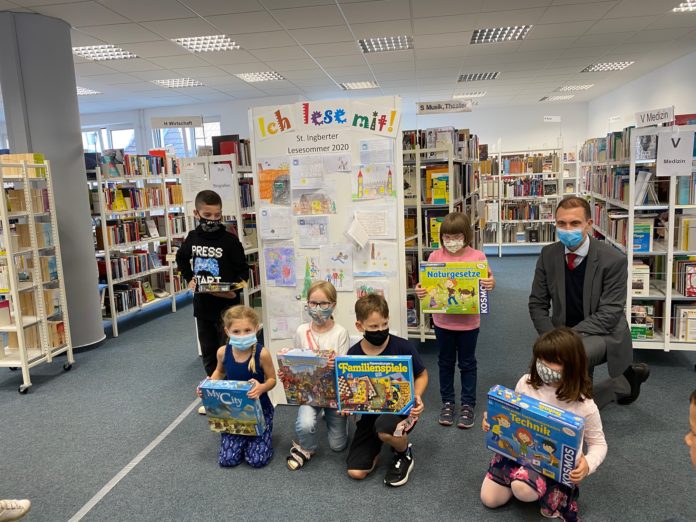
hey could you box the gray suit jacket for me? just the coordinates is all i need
[528,237,633,378]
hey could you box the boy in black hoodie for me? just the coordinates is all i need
[176,190,249,377]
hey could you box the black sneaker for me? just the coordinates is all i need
[384,444,414,487]
[438,402,455,426]
[457,404,475,429]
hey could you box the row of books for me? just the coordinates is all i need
[99,149,181,178]
[402,128,481,161]
[674,257,696,297]
[501,202,553,221]
[675,215,696,251]
[96,250,161,282]
[501,178,557,198]
[630,300,696,343]
[585,167,629,203]
[167,183,184,206]
[476,158,499,175]
[98,186,166,212]
[500,153,559,174]
[239,178,254,209]
[483,222,556,243]
[211,135,253,167]
[0,153,47,177]
[248,260,260,289]
[102,272,184,315]
[5,188,50,214]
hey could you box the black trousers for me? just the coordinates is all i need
[196,317,227,377]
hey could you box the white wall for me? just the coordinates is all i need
[588,51,696,137]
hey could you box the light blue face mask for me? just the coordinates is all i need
[557,228,585,248]
[307,306,334,325]
[228,333,257,351]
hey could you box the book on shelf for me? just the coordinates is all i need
[0,153,47,177]
[479,144,488,161]
[675,214,696,251]
[635,135,657,161]
[100,149,125,178]
[47,320,66,347]
[0,300,10,327]
[425,166,449,204]
[404,215,416,246]
[403,166,417,200]
[630,304,655,340]
[145,218,160,238]
[141,281,156,302]
[44,288,61,316]
[40,256,58,282]
[674,256,696,297]
[674,304,696,341]
[633,219,654,253]
[631,262,650,297]
[424,209,448,248]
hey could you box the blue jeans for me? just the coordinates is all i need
[295,405,348,453]
[434,326,479,407]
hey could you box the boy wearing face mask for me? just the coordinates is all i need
[176,190,249,384]
[346,294,428,487]
[415,212,495,429]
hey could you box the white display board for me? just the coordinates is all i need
[248,97,406,404]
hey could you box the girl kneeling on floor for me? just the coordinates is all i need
[481,327,607,521]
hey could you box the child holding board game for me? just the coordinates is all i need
[415,212,495,428]
[198,305,276,468]
[282,281,350,470]
[480,327,607,520]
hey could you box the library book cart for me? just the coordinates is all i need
[0,156,74,393]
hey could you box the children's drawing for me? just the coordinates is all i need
[354,279,389,301]
[353,240,398,277]
[291,187,337,215]
[296,216,329,247]
[319,244,353,291]
[295,252,322,300]
[290,155,324,189]
[323,153,351,173]
[351,163,395,201]
[258,156,290,205]
[264,245,295,287]
[268,292,302,339]
[359,138,394,165]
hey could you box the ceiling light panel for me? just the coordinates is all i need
[470,26,532,44]
[453,92,486,98]
[76,86,101,96]
[72,45,137,61]
[235,71,285,82]
[556,84,594,92]
[340,81,379,90]
[539,95,575,102]
[458,72,499,82]
[358,36,413,53]
[152,78,204,88]
[581,61,634,72]
[172,35,240,52]
[673,1,696,12]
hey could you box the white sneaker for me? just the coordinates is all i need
[0,499,31,522]
[198,405,206,415]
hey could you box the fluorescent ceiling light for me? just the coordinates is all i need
[72,45,137,61]
[581,61,634,72]
[471,25,532,44]
[458,72,499,82]
[172,35,239,52]
[235,71,285,82]
[539,95,575,102]
[152,78,204,88]
[673,1,696,12]
[358,36,413,53]
[453,91,486,98]
[76,86,101,96]
[340,81,379,90]
[556,84,594,92]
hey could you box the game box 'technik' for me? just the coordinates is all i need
[486,385,585,487]
[199,379,266,436]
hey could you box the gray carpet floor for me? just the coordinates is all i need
[1,256,695,522]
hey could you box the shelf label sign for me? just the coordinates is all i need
[416,100,472,114]
[656,130,694,177]
[543,115,561,123]
[150,116,203,128]
[635,106,673,128]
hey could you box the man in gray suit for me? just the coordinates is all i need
[529,196,649,408]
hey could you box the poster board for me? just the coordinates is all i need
[249,97,406,405]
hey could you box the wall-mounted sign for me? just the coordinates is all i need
[543,115,561,123]
[416,100,472,115]
[635,106,674,128]
[150,116,203,128]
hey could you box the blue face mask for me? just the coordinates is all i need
[228,333,257,351]
[307,306,334,325]
[557,228,585,248]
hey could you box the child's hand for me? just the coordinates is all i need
[188,280,197,291]
[414,283,427,300]
[328,352,336,370]
[480,277,495,291]
[196,386,203,399]
[410,395,424,418]
[338,409,352,416]
[276,368,284,381]
[247,378,262,399]
[482,411,490,432]
[569,454,589,484]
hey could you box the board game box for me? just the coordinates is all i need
[486,385,585,487]
[277,348,337,408]
[199,379,266,436]
[419,261,490,315]
[334,355,414,415]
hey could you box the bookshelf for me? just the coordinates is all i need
[92,151,187,337]
[479,144,563,257]
[0,155,75,393]
[402,142,470,341]
[582,125,696,355]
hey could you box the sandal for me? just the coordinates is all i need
[286,442,312,470]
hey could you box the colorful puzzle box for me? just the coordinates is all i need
[419,261,490,315]
[199,379,266,436]
[486,385,585,487]
[277,348,337,408]
[335,355,414,415]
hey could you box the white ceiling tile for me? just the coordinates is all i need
[516,36,577,52]
[201,75,249,86]
[626,28,693,44]
[412,0,483,18]
[291,78,337,87]
[128,70,179,81]
[373,71,416,80]
[340,0,410,23]
[87,73,141,85]
[413,15,477,35]
[648,13,696,30]
[281,68,329,80]
[148,54,209,68]
[70,28,105,46]
[124,41,190,58]
[315,54,365,66]
[141,17,219,38]
[290,25,354,45]
[525,20,595,39]
[585,15,655,34]
[415,46,471,59]
[481,0,552,11]
[261,0,334,7]
[31,1,129,27]
[538,2,615,24]
[605,0,674,18]
[304,42,361,57]
[80,23,162,44]
[364,49,413,63]
[101,58,164,72]
[170,66,230,78]
[212,11,282,34]
[178,0,264,16]
[349,19,412,39]
[475,8,547,27]
[98,0,194,22]
[372,61,416,72]
[211,62,268,74]
[413,33,471,48]
[271,5,343,29]
[251,45,308,61]
[263,58,318,71]
[238,31,297,49]
[189,50,261,65]
[74,62,118,76]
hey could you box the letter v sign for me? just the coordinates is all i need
[671,137,681,148]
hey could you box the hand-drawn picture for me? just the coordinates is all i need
[292,187,337,215]
[258,156,291,205]
[352,163,395,200]
[264,245,295,287]
[320,244,353,291]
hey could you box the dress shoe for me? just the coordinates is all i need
[617,363,650,405]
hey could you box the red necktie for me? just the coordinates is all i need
[566,253,578,270]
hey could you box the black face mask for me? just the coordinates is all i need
[199,217,223,233]
[363,328,389,346]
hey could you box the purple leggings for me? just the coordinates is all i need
[218,406,274,468]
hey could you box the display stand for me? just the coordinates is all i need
[0,157,74,393]
[249,97,406,404]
